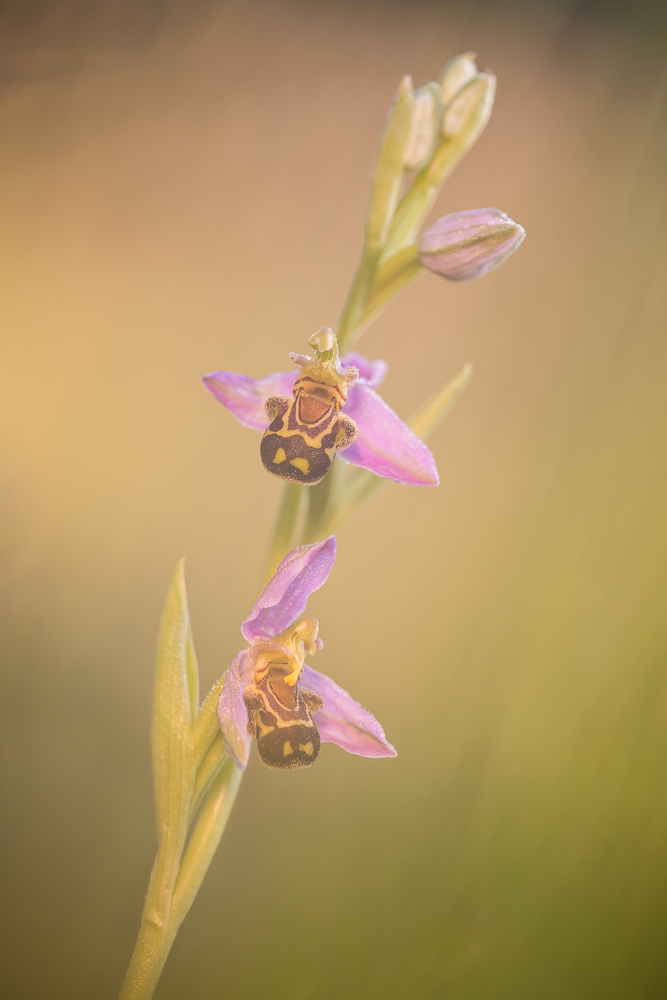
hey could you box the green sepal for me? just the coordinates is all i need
[152,559,196,849]
[190,733,228,822]
[193,673,227,770]
[362,243,422,328]
[366,75,415,249]
[382,74,496,258]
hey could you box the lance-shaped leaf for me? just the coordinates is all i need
[152,560,196,856]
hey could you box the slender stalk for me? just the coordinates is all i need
[337,245,382,352]
[383,132,473,259]
[265,483,304,579]
[118,848,179,1000]
[362,244,422,329]
[302,457,344,543]
[119,761,241,1000]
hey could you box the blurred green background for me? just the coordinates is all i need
[1,1,666,997]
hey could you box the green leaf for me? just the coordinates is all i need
[409,362,472,439]
[186,624,199,726]
[152,559,196,849]
[193,673,227,770]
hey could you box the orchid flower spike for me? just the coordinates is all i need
[217,536,397,770]
[202,327,439,487]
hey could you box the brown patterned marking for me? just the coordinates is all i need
[244,677,322,770]
[260,431,334,485]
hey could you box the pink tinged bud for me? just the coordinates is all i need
[418,208,526,282]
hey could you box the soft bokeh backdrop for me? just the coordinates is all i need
[1,1,666,997]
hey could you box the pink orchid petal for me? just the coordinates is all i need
[342,382,439,485]
[201,369,297,431]
[301,665,397,758]
[241,537,337,644]
[216,650,254,769]
[341,352,388,389]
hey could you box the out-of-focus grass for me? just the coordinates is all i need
[0,1,666,998]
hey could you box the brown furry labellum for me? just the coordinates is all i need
[260,327,358,485]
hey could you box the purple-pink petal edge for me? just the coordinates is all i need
[342,382,439,486]
[217,650,254,769]
[302,665,397,758]
[241,537,337,644]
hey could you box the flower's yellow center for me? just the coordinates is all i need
[252,617,320,690]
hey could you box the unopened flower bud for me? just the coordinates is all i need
[442,71,496,142]
[404,82,441,172]
[439,51,478,105]
[418,208,526,281]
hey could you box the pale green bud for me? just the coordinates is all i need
[404,82,441,172]
[442,71,496,142]
[439,51,478,105]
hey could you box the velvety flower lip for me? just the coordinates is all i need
[202,349,438,486]
[216,537,397,769]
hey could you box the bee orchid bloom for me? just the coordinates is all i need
[202,327,438,487]
[217,536,397,770]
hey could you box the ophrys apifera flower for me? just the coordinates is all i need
[217,535,396,770]
[202,327,438,487]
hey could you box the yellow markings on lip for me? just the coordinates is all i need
[283,741,294,757]
[256,716,276,739]
[299,742,314,756]
[289,457,310,475]
[273,447,287,464]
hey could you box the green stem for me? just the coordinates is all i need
[362,244,422,328]
[265,483,304,580]
[119,760,241,1000]
[118,847,180,1000]
[337,244,382,352]
[302,457,345,543]
[383,132,473,259]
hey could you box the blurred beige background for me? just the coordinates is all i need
[1,1,666,997]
